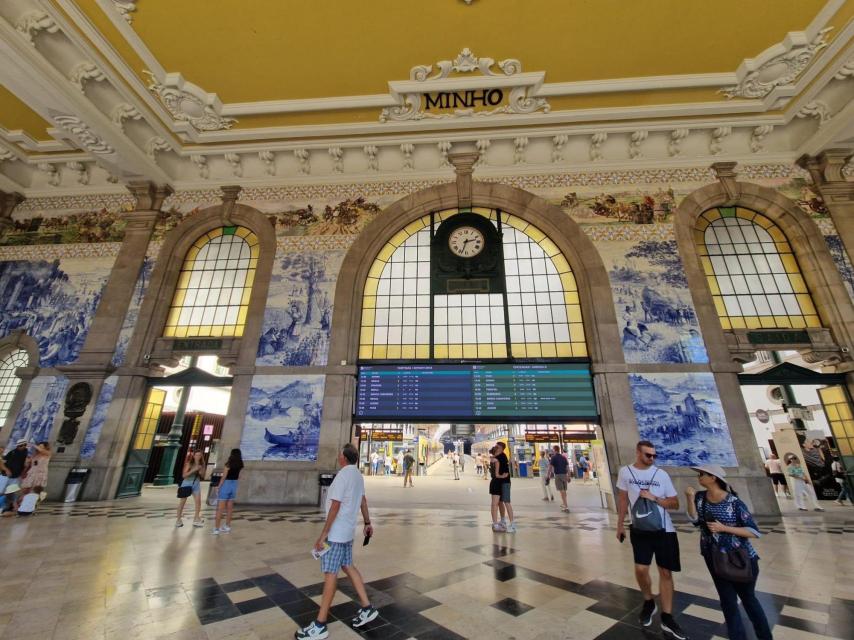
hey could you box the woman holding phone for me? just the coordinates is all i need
[685,464,772,640]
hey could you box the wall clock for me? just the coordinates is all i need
[448,226,485,258]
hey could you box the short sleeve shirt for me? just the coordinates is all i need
[765,459,782,474]
[4,449,27,477]
[550,453,569,475]
[325,464,365,543]
[616,465,677,533]
[496,453,510,484]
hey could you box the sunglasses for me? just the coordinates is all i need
[642,452,657,459]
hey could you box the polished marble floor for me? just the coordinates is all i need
[1,471,853,640]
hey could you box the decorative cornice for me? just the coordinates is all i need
[259,150,276,176]
[380,48,550,122]
[835,58,854,80]
[108,1,138,24]
[589,133,607,161]
[37,162,60,186]
[709,126,732,155]
[66,161,89,185]
[51,113,116,156]
[797,100,832,126]
[750,125,774,153]
[668,129,690,157]
[551,134,568,163]
[143,70,237,132]
[190,154,209,179]
[111,103,143,129]
[720,28,832,99]
[628,131,647,159]
[69,61,106,92]
[144,136,170,158]
[15,10,59,45]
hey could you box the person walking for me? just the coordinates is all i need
[538,449,554,502]
[685,464,772,640]
[452,451,460,480]
[370,450,379,476]
[549,445,571,512]
[0,439,29,512]
[832,456,849,505]
[403,449,415,487]
[295,444,378,639]
[492,441,515,532]
[176,450,206,528]
[488,446,507,530]
[384,453,392,476]
[476,453,484,477]
[18,442,50,507]
[213,448,243,535]
[764,454,789,499]
[785,454,824,512]
[616,441,687,640]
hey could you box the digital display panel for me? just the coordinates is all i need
[355,363,597,422]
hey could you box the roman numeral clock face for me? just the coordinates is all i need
[447,226,485,258]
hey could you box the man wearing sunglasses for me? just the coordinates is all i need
[616,441,687,640]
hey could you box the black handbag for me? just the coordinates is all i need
[177,485,193,499]
[702,496,754,583]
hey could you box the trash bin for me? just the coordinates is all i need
[518,461,528,478]
[63,468,90,503]
[207,471,223,507]
[318,473,335,507]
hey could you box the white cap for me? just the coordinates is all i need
[690,464,727,482]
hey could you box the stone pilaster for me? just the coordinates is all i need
[798,149,854,264]
[448,152,479,209]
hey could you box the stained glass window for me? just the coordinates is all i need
[0,349,28,426]
[696,207,821,330]
[819,386,854,461]
[359,208,587,360]
[163,226,259,338]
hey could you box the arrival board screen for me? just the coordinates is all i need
[355,363,597,422]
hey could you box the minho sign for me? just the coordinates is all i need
[381,48,549,122]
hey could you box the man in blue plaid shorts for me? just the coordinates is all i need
[295,444,378,639]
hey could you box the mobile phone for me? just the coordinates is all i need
[363,532,372,546]
[703,513,717,523]
[618,532,626,543]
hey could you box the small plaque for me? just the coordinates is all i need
[447,278,490,293]
[172,338,223,351]
[746,330,809,345]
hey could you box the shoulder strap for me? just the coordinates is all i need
[626,465,638,483]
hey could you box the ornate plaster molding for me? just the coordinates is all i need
[0,149,16,163]
[111,103,142,129]
[668,129,689,157]
[144,136,171,159]
[709,126,732,155]
[438,141,452,167]
[37,163,60,186]
[835,58,854,80]
[551,134,568,163]
[628,131,647,159]
[589,133,607,161]
[720,28,832,99]
[15,10,59,45]
[51,113,116,156]
[328,147,343,174]
[294,148,310,175]
[108,1,138,24]
[363,145,379,172]
[380,48,550,122]
[190,154,209,179]
[224,153,242,177]
[475,139,490,167]
[750,125,774,153]
[797,100,832,126]
[66,161,89,185]
[401,143,415,170]
[69,62,106,92]
[513,137,528,165]
[259,151,276,176]
[143,71,237,132]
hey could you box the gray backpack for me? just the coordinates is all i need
[627,467,665,532]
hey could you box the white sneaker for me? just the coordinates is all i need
[505,523,517,533]
[220,525,231,533]
[211,528,220,535]
[294,621,329,639]
[175,519,183,528]
[192,519,204,528]
[491,522,506,532]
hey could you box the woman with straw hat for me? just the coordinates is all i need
[685,464,772,640]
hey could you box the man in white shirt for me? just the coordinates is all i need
[296,444,378,639]
[616,441,687,640]
[370,450,379,476]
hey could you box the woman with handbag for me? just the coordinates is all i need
[176,450,206,528]
[685,464,772,640]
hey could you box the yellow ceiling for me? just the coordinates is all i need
[118,0,829,104]
[0,85,52,141]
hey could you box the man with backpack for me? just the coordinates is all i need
[616,441,688,640]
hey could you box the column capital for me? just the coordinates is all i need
[448,152,479,209]
[126,181,174,211]
[797,149,853,185]
[220,185,242,224]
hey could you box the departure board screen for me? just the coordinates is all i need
[355,364,597,422]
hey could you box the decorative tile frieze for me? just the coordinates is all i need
[0,242,122,260]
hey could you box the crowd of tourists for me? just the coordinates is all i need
[0,439,51,516]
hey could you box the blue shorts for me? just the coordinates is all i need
[180,478,200,495]
[218,479,238,501]
[320,541,353,574]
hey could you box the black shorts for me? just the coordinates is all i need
[489,479,502,496]
[770,473,786,486]
[629,530,681,572]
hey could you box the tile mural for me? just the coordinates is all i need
[0,208,128,246]
[629,372,737,467]
[0,258,112,367]
[239,375,324,461]
[599,237,708,364]
[5,376,68,451]
[112,257,155,367]
[256,248,345,366]
[80,376,117,459]
[824,235,854,302]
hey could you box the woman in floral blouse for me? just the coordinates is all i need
[685,464,772,640]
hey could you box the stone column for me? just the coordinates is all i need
[50,182,172,496]
[798,150,854,263]
[0,190,24,234]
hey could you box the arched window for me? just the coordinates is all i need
[0,349,28,426]
[695,206,821,330]
[359,208,586,360]
[163,226,259,338]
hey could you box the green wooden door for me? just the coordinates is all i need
[116,388,167,498]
